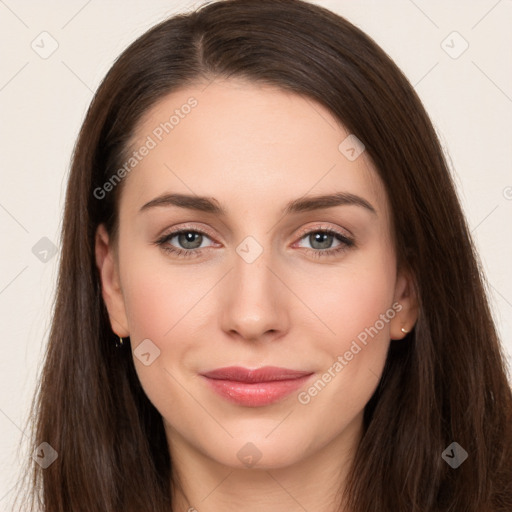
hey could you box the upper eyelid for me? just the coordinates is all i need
[162,224,217,243]
[294,223,352,239]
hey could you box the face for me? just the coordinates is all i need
[95,78,417,471]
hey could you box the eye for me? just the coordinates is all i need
[155,227,216,259]
[294,226,355,258]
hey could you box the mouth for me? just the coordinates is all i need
[200,366,314,407]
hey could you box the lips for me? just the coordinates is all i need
[200,366,314,407]
[201,365,312,382]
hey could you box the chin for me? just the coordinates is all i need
[205,434,309,470]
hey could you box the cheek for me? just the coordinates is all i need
[120,254,220,367]
[300,247,396,349]
[123,276,174,341]
[121,264,206,417]
[122,259,202,342]
[294,248,397,411]
[333,268,394,340]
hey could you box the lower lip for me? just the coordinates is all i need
[201,374,314,407]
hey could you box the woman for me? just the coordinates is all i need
[17,0,512,511]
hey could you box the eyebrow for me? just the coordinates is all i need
[139,191,377,216]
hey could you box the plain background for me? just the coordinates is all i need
[1,0,511,507]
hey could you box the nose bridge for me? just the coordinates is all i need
[219,233,288,341]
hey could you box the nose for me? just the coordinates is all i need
[219,243,290,343]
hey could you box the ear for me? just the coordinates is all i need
[94,223,130,337]
[389,267,418,340]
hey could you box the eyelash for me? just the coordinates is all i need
[155,225,355,259]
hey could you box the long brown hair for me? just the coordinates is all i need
[16,0,512,510]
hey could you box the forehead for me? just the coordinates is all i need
[120,78,388,220]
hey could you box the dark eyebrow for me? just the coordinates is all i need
[283,192,376,216]
[139,193,225,215]
[139,192,377,216]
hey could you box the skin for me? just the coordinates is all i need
[95,78,418,512]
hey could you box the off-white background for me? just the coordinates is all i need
[1,0,511,508]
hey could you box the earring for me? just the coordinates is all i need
[401,327,409,334]
[115,336,124,348]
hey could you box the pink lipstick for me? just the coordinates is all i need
[200,366,314,407]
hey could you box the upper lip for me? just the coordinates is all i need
[201,366,313,383]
